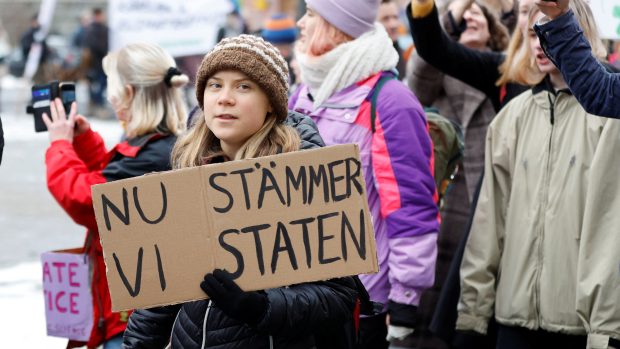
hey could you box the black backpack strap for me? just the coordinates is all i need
[370,73,397,133]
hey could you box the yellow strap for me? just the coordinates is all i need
[410,0,435,18]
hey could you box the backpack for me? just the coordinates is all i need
[370,74,464,208]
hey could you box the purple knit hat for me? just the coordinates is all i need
[305,0,380,38]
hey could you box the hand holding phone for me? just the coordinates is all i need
[30,81,76,132]
[41,98,79,143]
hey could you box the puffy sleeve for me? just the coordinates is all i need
[123,305,182,349]
[73,129,109,171]
[576,120,620,349]
[535,10,620,118]
[46,139,107,232]
[255,278,358,339]
[372,80,440,306]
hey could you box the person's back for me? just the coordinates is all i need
[290,1,440,347]
[84,8,109,107]
[85,18,108,72]
[43,42,188,348]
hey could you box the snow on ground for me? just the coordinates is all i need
[0,262,68,348]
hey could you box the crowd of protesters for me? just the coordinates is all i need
[32,0,620,348]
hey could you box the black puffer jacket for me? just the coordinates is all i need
[124,278,359,349]
[123,112,361,349]
[285,110,324,151]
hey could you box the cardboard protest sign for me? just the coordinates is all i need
[41,249,93,341]
[92,144,378,311]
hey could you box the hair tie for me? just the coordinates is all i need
[164,67,182,87]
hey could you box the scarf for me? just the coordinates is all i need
[296,23,399,108]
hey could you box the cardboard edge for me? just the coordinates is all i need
[121,265,379,311]
[202,144,355,172]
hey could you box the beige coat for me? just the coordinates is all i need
[456,83,620,348]
[576,120,620,349]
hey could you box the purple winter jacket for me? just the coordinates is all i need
[289,72,439,307]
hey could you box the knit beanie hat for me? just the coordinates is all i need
[196,35,289,122]
[305,0,380,38]
[261,14,297,44]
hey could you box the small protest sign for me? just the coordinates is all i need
[41,249,93,341]
[92,144,378,311]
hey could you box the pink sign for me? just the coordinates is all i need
[41,249,93,341]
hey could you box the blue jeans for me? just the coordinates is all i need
[103,334,123,349]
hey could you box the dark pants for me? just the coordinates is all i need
[89,69,107,106]
[496,325,587,349]
[356,312,389,349]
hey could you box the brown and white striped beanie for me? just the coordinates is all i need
[195,34,290,122]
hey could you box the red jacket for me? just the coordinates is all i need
[45,129,177,348]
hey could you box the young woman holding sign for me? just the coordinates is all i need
[122,35,361,349]
[43,42,188,349]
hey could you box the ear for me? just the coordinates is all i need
[124,84,135,104]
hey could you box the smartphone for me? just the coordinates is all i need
[59,82,76,115]
[30,82,76,132]
[31,84,52,132]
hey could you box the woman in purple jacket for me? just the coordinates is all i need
[289,1,440,348]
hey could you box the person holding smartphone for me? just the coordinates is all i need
[42,42,188,349]
[31,82,76,132]
[534,0,620,118]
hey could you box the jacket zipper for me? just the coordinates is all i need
[535,93,557,327]
[166,311,181,349]
[201,300,212,349]
[197,301,274,348]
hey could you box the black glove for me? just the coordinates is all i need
[200,269,268,326]
[387,300,417,328]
